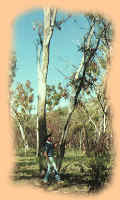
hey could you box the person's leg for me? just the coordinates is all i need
[49,157,57,171]
[49,157,61,182]
[43,161,51,183]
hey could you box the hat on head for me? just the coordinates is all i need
[47,133,52,138]
[44,133,52,141]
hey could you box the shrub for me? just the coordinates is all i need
[83,151,113,192]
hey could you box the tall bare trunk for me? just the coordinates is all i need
[37,8,56,173]
[37,45,49,173]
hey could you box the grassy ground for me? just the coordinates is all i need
[11,148,111,194]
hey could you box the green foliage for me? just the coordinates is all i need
[46,107,68,141]
[68,14,112,103]
[12,80,34,117]
[9,51,17,87]
[10,81,35,148]
[46,83,68,111]
[83,152,113,192]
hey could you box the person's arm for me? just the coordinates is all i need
[53,142,58,159]
[43,144,49,161]
[43,151,49,161]
[53,141,58,148]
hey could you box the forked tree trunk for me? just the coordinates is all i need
[17,120,29,155]
[57,104,75,171]
[57,19,96,171]
[12,110,29,154]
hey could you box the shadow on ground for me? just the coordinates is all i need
[12,161,89,194]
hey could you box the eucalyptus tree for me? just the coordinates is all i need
[33,8,57,168]
[57,14,113,170]
[33,8,71,173]
[9,52,30,153]
[11,80,34,152]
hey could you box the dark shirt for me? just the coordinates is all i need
[44,141,54,157]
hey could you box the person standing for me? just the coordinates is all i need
[43,133,61,184]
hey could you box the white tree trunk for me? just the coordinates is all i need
[12,110,29,154]
[17,120,29,155]
[37,8,56,172]
[103,105,107,133]
[36,115,39,157]
[75,19,95,80]
[37,8,56,140]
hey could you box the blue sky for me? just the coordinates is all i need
[12,9,90,110]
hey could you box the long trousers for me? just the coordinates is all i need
[43,157,60,182]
